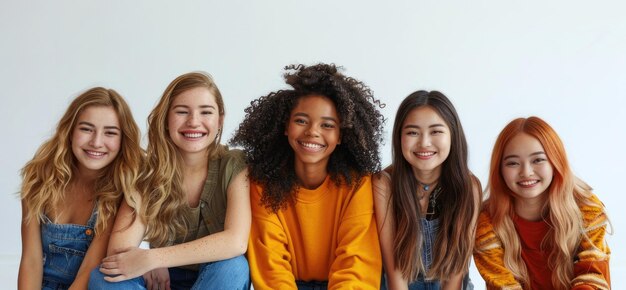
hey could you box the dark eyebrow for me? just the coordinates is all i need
[78,121,120,131]
[403,123,446,130]
[78,121,95,128]
[503,151,545,160]
[293,112,338,123]
[171,104,216,110]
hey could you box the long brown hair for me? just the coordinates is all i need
[139,71,225,246]
[485,116,604,289]
[21,87,142,235]
[389,90,479,281]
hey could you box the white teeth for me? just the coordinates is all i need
[300,142,324,149]
[415,152,435,157]
[183,133,204,138]
[519,180,539,186]
[86,151,105,156]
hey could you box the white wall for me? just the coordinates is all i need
[2,0,624,288]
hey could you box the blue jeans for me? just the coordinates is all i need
[88,255,250,290]
[381,273,473,290]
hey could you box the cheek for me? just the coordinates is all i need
[501,168,518,187]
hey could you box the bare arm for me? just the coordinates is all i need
[373,172,408,290]
[18,201,43,290]
[106,198,147,255]
[101,168,251,281]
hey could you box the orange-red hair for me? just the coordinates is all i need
[485,116,599,289]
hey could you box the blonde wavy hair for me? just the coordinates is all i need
[485,116,603,289]
[139,72,225,247]
[20,87,142,236]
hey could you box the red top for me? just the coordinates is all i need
[513,216,553,289]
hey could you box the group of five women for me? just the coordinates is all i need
[18,63,610,290]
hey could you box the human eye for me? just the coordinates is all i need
[321,122,336,129]
[405,130,419,136]
[533,157,547,164]
[201,109,214,115]
[432,130,444,135]
[503,160,519,167]
[105,130,119,136]
[79,126,93,133]
[294,118,307,125]
[175,110,189,115]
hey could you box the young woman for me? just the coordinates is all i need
[374,91,481,290]
[231,63,385,290]
[89,72,251,290]
[473,116,611,290]
[18,87,142,290]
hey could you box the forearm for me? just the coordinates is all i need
[150,229,247,268]
[18,259,42,290]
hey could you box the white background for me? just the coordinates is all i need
[1,1,624,288]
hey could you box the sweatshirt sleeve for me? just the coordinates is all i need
[571,195,611,290]
[473,211,523,290]
[328,176,382,290]
[248,184,297,290]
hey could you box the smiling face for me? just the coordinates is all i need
[167,86,223,159]
[400,106,451,179]
[501,133,554,205]
[71,106,122,177]
[285,94,341,172]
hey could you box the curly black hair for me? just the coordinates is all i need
[230,63,385,212]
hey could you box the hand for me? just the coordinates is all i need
[100,247,155,282]
[144,268,171,290]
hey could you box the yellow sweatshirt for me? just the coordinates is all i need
[248,175,382,290]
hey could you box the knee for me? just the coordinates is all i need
[87,266,107,290]
[209,255,249,277]
[198,255,250,287]
[87,265,145,290]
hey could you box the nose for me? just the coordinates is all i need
[304,126,319,137]
[520,162,533,177]
[89,132,104,148]
[186,112,200,127]
[419,134,431,147]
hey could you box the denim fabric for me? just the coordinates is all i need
[382,217,473,290]
[41,205,97,290]
[88,255,250,290]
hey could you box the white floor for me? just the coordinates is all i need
[2,256,622,289]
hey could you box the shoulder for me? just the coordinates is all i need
[579,193,608,230]
[475,210,499,248]
[216,146,246,172]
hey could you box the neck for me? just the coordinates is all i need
[514,194,548,221]
[294,162,328,190]
[73,167,98,186]
[412,167,441,186]
[181,150,210,171]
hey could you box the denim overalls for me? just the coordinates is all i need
[382,217,473,290]
[409,218,473,290]
[41,205,97,290]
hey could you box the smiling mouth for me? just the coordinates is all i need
[414,151,436,158]
[85,150,107,158]
[298,141,326,151]
[182,132,207,138]
[518,180,539,187]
